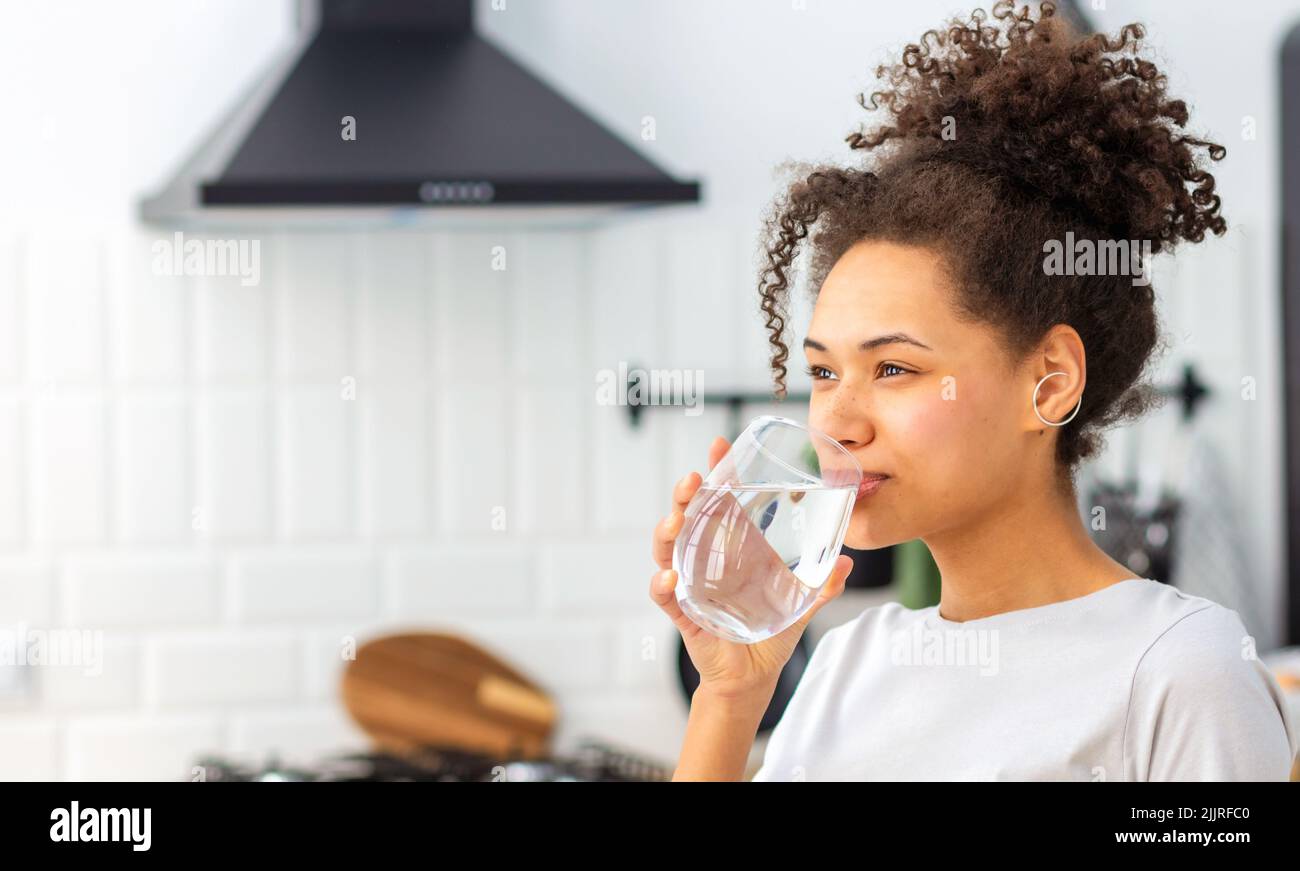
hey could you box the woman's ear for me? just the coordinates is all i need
[1028,325,1086,429]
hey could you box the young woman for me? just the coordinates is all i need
[649,1,1298,781]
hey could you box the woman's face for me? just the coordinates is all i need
[804,239,1033,550]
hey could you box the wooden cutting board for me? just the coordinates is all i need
[341,632,557,759]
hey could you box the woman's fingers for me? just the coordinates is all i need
[792,554,854,631]
[651,471,702,569]
[671,471,702,513]
[652,508,686,570]
[649,437,728,615]
[648,569,701,638]
[707,436,730,471]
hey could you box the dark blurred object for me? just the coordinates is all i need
[193,739,671,782]
[842,543,893,589]
[1280,22,1300,644]
[1085,478,1179,583]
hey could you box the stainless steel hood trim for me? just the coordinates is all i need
[139,29,318,226]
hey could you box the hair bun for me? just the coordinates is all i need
[846,0,1226,251]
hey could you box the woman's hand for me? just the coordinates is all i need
[649,435,855,704]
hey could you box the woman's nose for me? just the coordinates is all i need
[812,399,873,448]
[813,408,855,439]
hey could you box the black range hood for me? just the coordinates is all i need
[142,0,700,227]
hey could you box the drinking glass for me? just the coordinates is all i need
[672,415,863,644]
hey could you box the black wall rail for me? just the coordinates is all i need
[622,360,1212,439]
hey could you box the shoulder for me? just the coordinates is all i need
[1107,580,1272,682]
[1134,591,1257,675]
[1125,590,1298,780]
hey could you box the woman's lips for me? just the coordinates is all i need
[855,475,890,500]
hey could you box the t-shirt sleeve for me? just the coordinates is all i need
[1123,605,1298,781]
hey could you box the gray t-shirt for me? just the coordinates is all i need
[752,578,1297,781]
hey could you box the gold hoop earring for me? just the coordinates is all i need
[1033,371,1081,427]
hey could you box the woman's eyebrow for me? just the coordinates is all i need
[803,333,933,352]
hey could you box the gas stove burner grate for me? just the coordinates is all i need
[193,739,672,783]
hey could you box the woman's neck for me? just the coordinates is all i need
[921,479,1136,624]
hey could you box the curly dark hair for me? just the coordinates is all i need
[758,0,1226,477]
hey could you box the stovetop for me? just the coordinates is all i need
[194,739,672,782]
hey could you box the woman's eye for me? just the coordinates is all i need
[878,363,910,378]
[806,363,911,380]
[805,364,836,381]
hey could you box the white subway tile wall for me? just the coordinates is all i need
[0,217,779,780]
[0,212,1281,780]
